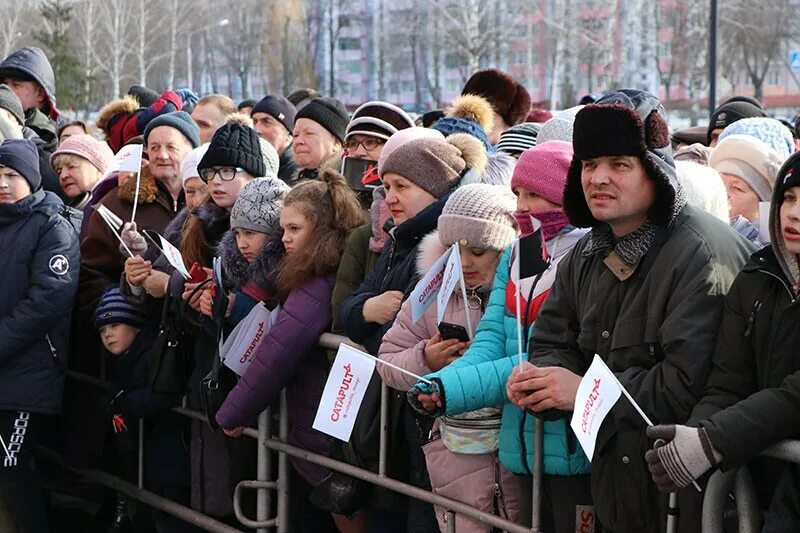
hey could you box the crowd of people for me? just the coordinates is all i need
[0,43,800,533]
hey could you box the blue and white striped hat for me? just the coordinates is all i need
[94,286,148,329]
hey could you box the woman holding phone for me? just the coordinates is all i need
[378,184,520,533]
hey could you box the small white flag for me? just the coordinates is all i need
[313,344,376,442]
[220,302,281,376]
[107,144,143,174]
[409,245,452,323]
[570,354,623,460]
[158,234,191,279]
[437,243,463,325]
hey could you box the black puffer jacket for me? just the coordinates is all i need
[0,190,80,414]
[340,193,449,355]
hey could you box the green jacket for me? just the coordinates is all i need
[331,223,381,332]
[530,204,754,532]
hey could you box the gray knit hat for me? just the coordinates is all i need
[258,138,280,177]
[380,133,487,198]
[437,183,517,252]
[0,84,23,125]
[537,105,583,145]
[230,177,291,232]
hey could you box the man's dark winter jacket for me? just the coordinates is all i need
[340,194,449,355]
[0,189,80,414]
[530,204,754,532]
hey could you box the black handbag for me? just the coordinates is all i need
[148,293,189,395]
[309,442,368,518]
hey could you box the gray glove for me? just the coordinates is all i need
[645,424,722,492]
[120,222,147,256]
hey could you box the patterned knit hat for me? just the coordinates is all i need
[230,177,291,232]
[198,123,266,178]
[345,101,415,142]
[380,133,487,198]
[718,117,795,161]
[295,97,349,142]
[437,183,517,252]
[94,286,147,329]
[497,122,542,155]
[50,134,114,174]
[511,140,573,206]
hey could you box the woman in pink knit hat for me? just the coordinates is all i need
[410,140,595,533]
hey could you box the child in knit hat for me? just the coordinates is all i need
[94,286,188,533]
[408,140,594,533]
[199,177,290,323]
[378,183,521,533]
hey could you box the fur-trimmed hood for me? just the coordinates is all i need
[416,230,448,276]
[97,95,139,136]
[216,225,285,294]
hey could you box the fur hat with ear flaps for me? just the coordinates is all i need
[563,89,679,228]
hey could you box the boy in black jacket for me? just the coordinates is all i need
[95,287,195,533]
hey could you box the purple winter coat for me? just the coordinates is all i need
[216,275,335,486]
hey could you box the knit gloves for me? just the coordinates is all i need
[406,378,445,418]
[120,222,148,256]
[645,425,722,492]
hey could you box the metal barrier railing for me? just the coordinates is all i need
[51,333,542,532]
[701,440,800,532]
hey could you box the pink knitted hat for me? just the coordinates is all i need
[510,140,573,207]
[50,134,114,174]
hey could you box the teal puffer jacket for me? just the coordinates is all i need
[425,229,591,476]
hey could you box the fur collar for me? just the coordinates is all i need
[117,164,159,204]
[416,231,447,275]
[294,149,343,182]
[163,202,230,246]
[216,226,284,293]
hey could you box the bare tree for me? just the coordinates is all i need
[720,0,793,100]
[93,0,135,99]
[0,2,28,58]
[135,0,168,86]
[217,0,265,99]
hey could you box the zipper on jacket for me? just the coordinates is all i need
[757,269,796,301]
[379,241,397,292]
[45,334,57,358]
[744,299,762,337]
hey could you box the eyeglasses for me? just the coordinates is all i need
[199,167,245,183]
[345,137,384,152]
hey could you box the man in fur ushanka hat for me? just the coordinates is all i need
[505,89,755,532]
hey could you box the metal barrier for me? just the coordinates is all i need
[701,440,800,532]
[51,333,542,532]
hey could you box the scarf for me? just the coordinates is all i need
[582,185,687,266]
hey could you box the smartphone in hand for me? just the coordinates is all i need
[437,322,470,343]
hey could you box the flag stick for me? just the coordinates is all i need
[98,207,134,257]
[130,169,141,224]
[603,359,702,492]
[356,350,432,385]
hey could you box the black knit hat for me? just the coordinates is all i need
[345,101,415,141]
[563,89,678,228]
[0,84,23,125]
[295,97,349,143]
[197,123,267,178]
[707,100,766,143]
[251,95,297,133]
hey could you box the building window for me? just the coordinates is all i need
[767,69,780,85]
[341,60,362,74]
[339,37,360,50]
